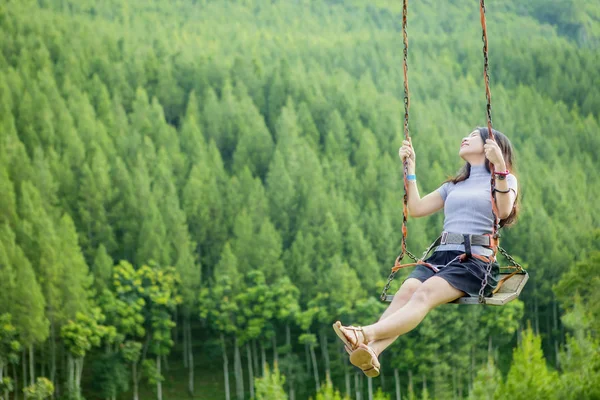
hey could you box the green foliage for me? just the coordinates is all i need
[60,308,109,358]
[254,362,288,400]
[142,359,164,387]
[0,377,14,395]
[23,377,54,400]
[89,352,130,399]
[0,0,599,398]
[0,313,21,368]
[501,325,558,400]
[554,252,600,333]
[310,377,349,400]
[373,388,391,400]
[468,357,502,400]
[120,341,142,364]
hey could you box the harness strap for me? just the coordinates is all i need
[391,259,439,274]
[463,234,472,259]
[492,270,519,294]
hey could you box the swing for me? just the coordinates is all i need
[380,0,528,306]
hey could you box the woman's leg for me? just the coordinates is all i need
[363,277,464,347]
[368,278,422,356]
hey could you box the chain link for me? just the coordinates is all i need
[381,0,413,303]
[498,246,524,270]
[478,259,493,304]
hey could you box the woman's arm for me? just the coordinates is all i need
[405,180,445,217]
[484,139,517,219]
[493,173,517,219]
[399,139,445,218]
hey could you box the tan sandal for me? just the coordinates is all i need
[332,321,368,351]
[350,343,381,378]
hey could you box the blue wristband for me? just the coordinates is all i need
[407,174,416,181]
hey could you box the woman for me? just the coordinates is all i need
[333,127,519,377]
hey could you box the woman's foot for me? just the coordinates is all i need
[350,344,380,378]
[332,321,371,351]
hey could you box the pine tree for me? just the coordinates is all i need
[501,325,558,400]
[254,363,288,400]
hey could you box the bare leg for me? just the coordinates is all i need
[368,278,422,356]
[363,277,464,352]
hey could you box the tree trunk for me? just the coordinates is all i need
[452,367,457,399]
[408,371,413,399]
[309,341,319,392]
[319,329,331,381]
[188,316,194,396]
[260,342,266,377]
[13,362,19,400]
[470,344,475,391]
[67,354,73,396]
[355,372,361,400]
[22,351,27,392]
[271,335,278,366]
[174,307,179,348]
[157,355,162,400]
[234,335,244,400]
[246,343,254,399]
[51,319,56,388]
[41,352,45,378]
[132,362,139,400]
[305,342,311,376]
[221,333,231,400]
[286,324,294,400]
[368,377,373,400]
[163,354,169,372]
[394,369,401,400]
[183,316,188,369]
[380,362,385,391]
[534,293,540,335]
[75,357,82,395]
[29,344,34,386]
[252,340,259,377]
[344,355,351,398]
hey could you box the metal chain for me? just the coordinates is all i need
[399,0,411,263]
[478,259,494,304]
[402,0,410,138]
[381,270,398,302]
[381,0,413,303]
[498,246,524,271]
[477,0,499,304]
[481,0,493,131]
[380,249,418,302]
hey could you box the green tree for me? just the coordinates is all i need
[0,313,20,399]
[468,357,501,400]
[254,362,288,400]
[23,378,54,400]
[501,325,558,400]
[61,309,111,399]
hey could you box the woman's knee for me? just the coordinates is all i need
[395,278,422,301]
[408,285,437,308]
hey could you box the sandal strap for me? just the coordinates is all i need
[343,326,365,348]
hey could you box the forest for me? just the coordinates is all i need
[0,0,599,399]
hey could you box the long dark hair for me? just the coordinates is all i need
[446,127,520,227]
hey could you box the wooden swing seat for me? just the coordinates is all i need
[451,270,528,306]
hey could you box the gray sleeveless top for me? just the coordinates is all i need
[435,164,518,256]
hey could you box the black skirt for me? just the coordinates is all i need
[405,250,499,297]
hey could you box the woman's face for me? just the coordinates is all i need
[459,130,484,158]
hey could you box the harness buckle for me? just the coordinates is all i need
[441,231,448,245]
